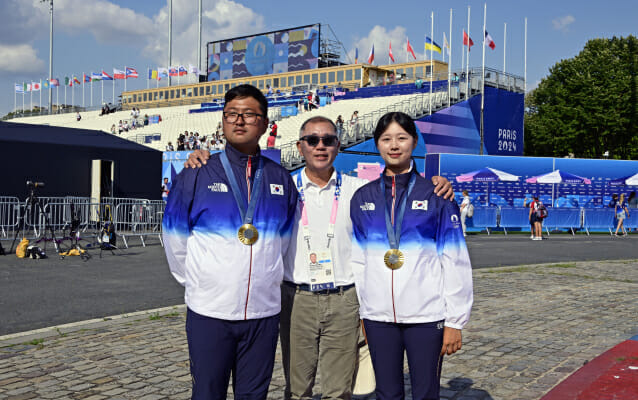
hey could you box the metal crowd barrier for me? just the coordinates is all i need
[113,200,165,248]
[0,197,20,241]
[0,196,165,250]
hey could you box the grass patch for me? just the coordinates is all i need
[149,311,180,321]
[149,312,161,320]
[546,263,577,269]
[55,328,67,337]
[483,266,532,274]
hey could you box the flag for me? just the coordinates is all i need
[31,82,41,91]
[158,67,169,80]
[443,32,451,56]
[463,30,474,51]
[406,38,417,60]
[148,68,155,79]
[425,36,442,54]
[101,71,113,80]
[367,44,374,64]
[189,64,199,74]
[169,66,178,77]
[43,80,49,89]
[64,77,70,86]
[113,68,126,79]
[126,67,138,78]
[84,74,90,83]
[15,83,24,94]
[91,72,102,81]
[485,31,496,50]
[25,83,31,91]
[73,76,81,85]
[178,65,187,76]
[355,48,358,64]
[389,42,395,63]
[50,78,59,87]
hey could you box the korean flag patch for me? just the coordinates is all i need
[270,184,284,195]
[412,200,428,210]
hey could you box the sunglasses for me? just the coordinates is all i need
[299,135,339,147]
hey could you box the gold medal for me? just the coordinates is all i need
[384,249,404,270]
[238,224,259,245]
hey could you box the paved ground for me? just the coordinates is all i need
[1,234,636,336]
[1,258,636,399]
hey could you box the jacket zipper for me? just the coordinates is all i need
[244,156,253,320]
[391,175,397,323]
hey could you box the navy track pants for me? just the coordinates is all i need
[186,308,280,400]
[363,319,444,400]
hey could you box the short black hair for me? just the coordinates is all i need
[224,84,268,116]
[373,112,418,145]
[299,116,338,138]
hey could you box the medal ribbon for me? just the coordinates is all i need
[220,151,264,225]
[297,170,342,249]
[380,172,416,250]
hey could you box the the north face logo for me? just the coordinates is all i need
[208,183,228,192]
[360,202,375,211]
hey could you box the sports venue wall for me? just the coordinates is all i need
[207,24,320,81]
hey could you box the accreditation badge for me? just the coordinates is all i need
[307,250,336,291]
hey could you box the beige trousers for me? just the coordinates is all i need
[280,284,360,400]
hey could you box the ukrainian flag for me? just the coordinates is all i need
[425,36,441,54]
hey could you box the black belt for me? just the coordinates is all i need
[283,281,354,294]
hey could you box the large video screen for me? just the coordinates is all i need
[207,24,320,81]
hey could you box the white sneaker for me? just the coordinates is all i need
[530,235,534,239]
[533,237,542,241]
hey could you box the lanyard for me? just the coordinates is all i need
[220,151,264,225]
[380,172,416,250]
[296,170,342,249]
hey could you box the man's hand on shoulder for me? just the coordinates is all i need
[184,150,211,169]
[431,176,455,201]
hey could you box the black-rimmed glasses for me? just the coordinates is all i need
[223,111,263,124]
[299,135,339,147]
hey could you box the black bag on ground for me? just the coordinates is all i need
[99,222,117,249]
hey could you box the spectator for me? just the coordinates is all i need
[460,190,471,237]
[166,142,175,151]
[76,112,81,122]
[350,111,359,137]
[110,124,116,135]
[335,115,344,137]
[614,194,630,236]
[267,85,273,96]
[123,121,129,132]
[270,122,277,137]
[161,177,170,201]
[118,120,123,134]
[144,114,149,126]
[177,139,185,151]
[609,194,618,208]
[266,132,276,149]
[529,196,544,240]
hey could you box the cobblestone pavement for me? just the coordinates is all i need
[1,260,636,400]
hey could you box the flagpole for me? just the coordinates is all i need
[101,77,104,106]
[90,73,93,108]
[466,5,471,100]
[429,11,433,115]
[480,2,487,155]
[124,66,127,92]
[22,83,25,114]
[503,23,507,74]
[442,35,445,63]
[14,83,16,114]
[524,17,527,93]
[82,75,85,109]
[56,84,59,112]
[448,8,452,107]
[64,79,67,109]
[39,79,42,112]
[31,84,33,112]
[461,33,465,98]
[72,76,74,109]
[113,76,115,105]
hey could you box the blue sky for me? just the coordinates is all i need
[2,0,637,117]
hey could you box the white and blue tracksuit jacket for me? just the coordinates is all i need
[350,170,473,329]
[162,144,298,321]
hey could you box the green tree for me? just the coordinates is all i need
[524,35,638,159]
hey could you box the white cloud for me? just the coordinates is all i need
[143,0,266,68]
[347,25,426,65]
[552,15,575,32]
[0,44,45,74]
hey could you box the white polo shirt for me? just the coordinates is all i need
[283,168,367,287]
